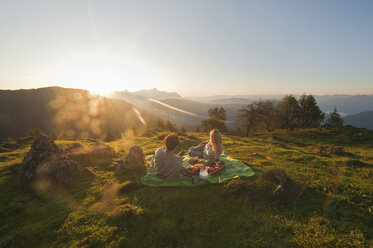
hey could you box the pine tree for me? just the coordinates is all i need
[325,107,343,127]
[298,94,325,127]
[276,95,300,129]
[156,118,165,130]
[200,107,228,132]
[195,125,201,132]
[237,101,261,137]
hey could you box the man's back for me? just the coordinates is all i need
[151,146,182,181]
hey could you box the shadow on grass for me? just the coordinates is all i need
[0,160,96,248]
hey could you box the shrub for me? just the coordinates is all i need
[26,128,41,138]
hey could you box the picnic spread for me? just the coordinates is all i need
[141,154,256,187]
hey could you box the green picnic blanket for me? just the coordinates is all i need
[141,154,255,187]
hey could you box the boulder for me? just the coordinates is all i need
[22,133,76,186]
[45,160,77,185]
[316,146,346,156]
[114,146,146,175]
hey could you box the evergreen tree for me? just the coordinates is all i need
[156,118,165,130]
[325,107,343,127]
[102,130,115,142]
[201,107,228,132]
[26,128,41,138]
[298,94,325,127]
[276,95,300,129]
[195,125,201,132]
[258,100,276,130]
[165,121,177,132]
[237,101,261,137]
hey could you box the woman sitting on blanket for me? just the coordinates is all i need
[188,129,223,159]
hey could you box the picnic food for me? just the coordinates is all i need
[183,159,226,177]
[206,164,224,174]
[188,156,200,165]
[183,166,200,176]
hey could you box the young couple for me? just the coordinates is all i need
[150,129,223,182]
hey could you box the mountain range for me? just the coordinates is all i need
[0,87,157,142]
[112,89,373,130]
[343,110,373,130]
[1,87,372,142]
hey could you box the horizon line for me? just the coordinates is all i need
[1,85,373,97]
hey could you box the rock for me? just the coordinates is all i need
[115,146,146,175]
[45,160,78,185]
[316,146,346,156]
[22,133,76,186]
[65,142,84,153]
[264,168,288,194]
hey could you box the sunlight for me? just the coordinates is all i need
[62,61,128,96]
[57,56,158,96]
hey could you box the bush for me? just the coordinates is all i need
[26,128,41,138]
[102,131,115,142]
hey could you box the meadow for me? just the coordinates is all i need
[0,126,372,247]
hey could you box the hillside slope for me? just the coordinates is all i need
[140,98,243,130]
[343,110,373,130]
[110,92,244,130]
[0,87,157,141]
[0,127,372,247]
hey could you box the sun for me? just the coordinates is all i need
[56,55,156,96]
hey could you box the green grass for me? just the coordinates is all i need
[0,127,372,247]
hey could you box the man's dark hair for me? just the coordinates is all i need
[164,134,180,151]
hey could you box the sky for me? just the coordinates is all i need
[0,0,372,97]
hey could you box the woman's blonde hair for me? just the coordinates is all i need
[209,129,223,155]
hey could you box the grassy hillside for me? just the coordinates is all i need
[0,127,372,247]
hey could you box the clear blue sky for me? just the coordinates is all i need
[0,0,372,96]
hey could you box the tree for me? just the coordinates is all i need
[208,107,227,120]
[276,95,300,129]
[165,121,177,132]
[195,125,201,132]
[26,128,41,138]
[325,107,343,127]
[180,126,187,133]
[102,130,115,142]
[258,100,276,130]
[237,101,261,137]
[201,107,228,133]
[156,118,165,130]
[298,94,325,127]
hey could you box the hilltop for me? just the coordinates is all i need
[0,127,372,247]
[0,87,159,142]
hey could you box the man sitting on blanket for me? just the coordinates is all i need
[151,133,186,181]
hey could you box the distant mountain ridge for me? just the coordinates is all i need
[343,110,373,130]
[0,87,157,142]
[131,88,181,100]
[192,94,373,116]
[2,87,372,141]
[139,98,243,131]
[110,88,181,107]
